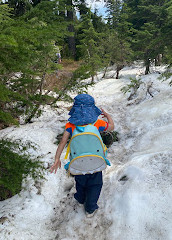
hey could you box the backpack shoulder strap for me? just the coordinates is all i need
[93,120,98,126]
[65,140,71,160]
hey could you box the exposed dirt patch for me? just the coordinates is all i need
[44,59,81,91]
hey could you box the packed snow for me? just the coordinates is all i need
[0,64,172,240]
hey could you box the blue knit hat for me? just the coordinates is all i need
[68,94,102,125]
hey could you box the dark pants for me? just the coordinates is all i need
[74,172,103,214]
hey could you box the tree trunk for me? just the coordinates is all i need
[116,65,123,79]
[102,66,108,78]
[91,75,94,84]
[25,104,40,123]
[145,59,150,75]
[155,54,162,66]
[39,72,46,95]
[39,58,48,94]
[102,62,110,78]
[67,0,76,59]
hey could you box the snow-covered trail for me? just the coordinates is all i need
[0,65,172,240]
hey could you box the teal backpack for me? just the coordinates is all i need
[64,123,111,175]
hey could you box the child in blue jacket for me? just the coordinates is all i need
[50,94,114,217]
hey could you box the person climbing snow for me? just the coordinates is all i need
[50,94,114,217]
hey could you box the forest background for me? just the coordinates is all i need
[0,0,172,200]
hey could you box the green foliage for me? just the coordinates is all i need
[74,0,89,16]
[0,110,18,126]
[91,9,107,33]
[103,30,132,63]
[106,0,122,28]
[0,139,44,200]
[121,77,142,94]
[0,82,23,125]
[104,1,133,77]
[124,0,171,73]
[162,0,172,67]
[159,70,172,86]
[0,1,67,126]
[0,3,13,23]
[1,0,172,127]
[8,0,32,16]
[76,12,103,81]
[101,131,119,148]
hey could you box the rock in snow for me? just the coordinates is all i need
[0,65,172,240]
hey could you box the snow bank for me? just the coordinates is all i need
[0,65,172,240]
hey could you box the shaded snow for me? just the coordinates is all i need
[0,65,172,240]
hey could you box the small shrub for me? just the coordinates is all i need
[101,131,119,148]
[0,139,44,201]
[121,77,142,94]
[159,71,172,86]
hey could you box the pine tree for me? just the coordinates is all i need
[91,9,107,33]
[100,29,133,79]
[162,0,172,66]
[77,12,102,82]
[8,0,32,16]
[0,1,67,125]
[125,0,169,74]
[106,0,122,29]
[105,1,133,78]
[66,0,76,59]
[123,0,144,30]
[0,139,44,200]
[74,0,89,16]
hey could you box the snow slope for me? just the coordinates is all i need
[0,64,172,240]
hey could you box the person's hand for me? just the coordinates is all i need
[101,108,109,118]
[101,108,114,131]
[49,160,61,174]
